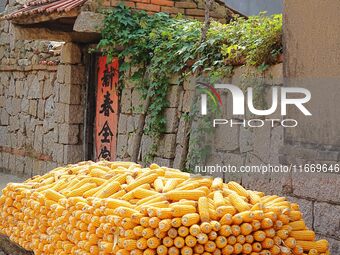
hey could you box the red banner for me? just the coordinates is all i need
[95,56,119,161]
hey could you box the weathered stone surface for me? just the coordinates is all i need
[59,123,79,145]
[0,109,9,125]
[253,124,271,163]
[27,77,42,99]
[28,100,37,117]
[292,172,340,203]
[37,100,45,119]
[59,83,81,104]
[239,127,253,153]
[173,144,187,170]
[116,134,128,158]
[74,11,105,33]
[121,89,132,114]
[181,91,195,112]
[314,202,340,239]
[64,104,84,124]
[213,125,239,151]
[60,43,82,64]
[166,85,182,108]
[269,126,283,164]
[176,115,190,144]
[131,88,144,114]
[63,145,83,164]
[52,143,64,163]
[164,108,179,133]
[64,65,86,85]
[118,114,128,134]
[33,125,43,153]
[157,134,176,159]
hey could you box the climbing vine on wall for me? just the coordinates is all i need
[98,5,282,162]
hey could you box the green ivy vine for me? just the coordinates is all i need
[97,5,282,162]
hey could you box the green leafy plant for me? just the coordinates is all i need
[98,5,282,162]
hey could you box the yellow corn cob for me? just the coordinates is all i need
[213,191,225,208]
[105,198,133,209]
[211,178,223,190]
[44,189,65,202]
[163,179,181,193]
[297,240,329,253]
[95,181,121,198]
[153,179,164,193]
[229,193,251,212]
[180,213,199,227]
[172,205,196,217]
[289,220,307,231]
[290,230,316,241]
[228,181,249,198]
[133,188,158,199]
[125,173,158,192]
[66,183,97,197]
[166,190,205,201]
[198,197,210,222]
[163,170,190,179]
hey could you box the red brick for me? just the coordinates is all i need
[111,0,136,7]
[185,8,205,16]
[151,0,174,6]
[136,3,161,11]
[102,0,111,6]
[175,1,197,8]
[161,6,184,14]
[132,0,150,3]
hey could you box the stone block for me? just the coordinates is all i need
[0,109,9,125]
[176,115,190,145]
[28,100,37,117]
[287,196,314,229]
[117,134,128,158]
[181,91,195,112]
[37,100,45,119]
[166,85,183,108]
[64,65,86,85]
[63,144,83,164]
[141,134,154,160]
[52,143,64,163]
[9,115,19,131]
[57,65,65,83]
[21,98,29,113]
[253,124,271,163]
[58,123,79,145]
[121,89,132,114]
[44,96,54,118]
[61,43,82,64]
[11,97,21,115]
[269,126,283,164]
[131,88,145,114]
[42,129,57,156]
[74,11,105,33]
[314,202,340,239]
[292,172,340,204]
[118,114,128,134]
[59,83,81,104]
[156,134,176,159]
[42,73,56,99]
[27,77,43,99]
[164,108,179,133]
[64,104,84,124]
[127,115,137,133]
[33,125,44,153]
[213,125,239,151]
[173,144,187,170]
[239,127,253,153]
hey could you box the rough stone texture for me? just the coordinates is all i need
[314,202,340,239]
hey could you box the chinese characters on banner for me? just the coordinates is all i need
[95,56,119,161]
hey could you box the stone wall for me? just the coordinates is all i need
[0,2,86,177]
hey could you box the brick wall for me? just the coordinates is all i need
[100,0,231,23]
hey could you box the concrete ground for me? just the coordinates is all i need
[0,173,25,195]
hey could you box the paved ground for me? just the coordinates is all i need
[0,173,25,195]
